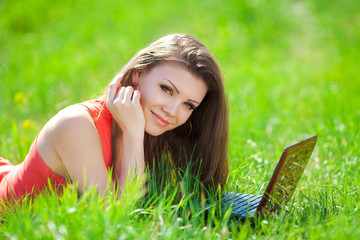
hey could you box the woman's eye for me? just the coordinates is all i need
[184,102,195,110]
[160,85,172,95]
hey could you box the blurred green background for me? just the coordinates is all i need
[1,0,360,237]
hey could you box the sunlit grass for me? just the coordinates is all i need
[1,0,359,239]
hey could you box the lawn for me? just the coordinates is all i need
[1,0,359,239]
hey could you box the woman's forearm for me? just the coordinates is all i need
[115,132,145,189]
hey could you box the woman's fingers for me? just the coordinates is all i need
[123,86,134,102]
[114,87,126,104]
[110,74,123,86]
[107,85,144,135]
[132,90,141,104]
[113,86,139,105]
[106,83,145,135]
[106,75,123,106]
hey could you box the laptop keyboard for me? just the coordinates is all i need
[222,192,263,217]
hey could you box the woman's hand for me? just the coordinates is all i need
[106,75,145,137]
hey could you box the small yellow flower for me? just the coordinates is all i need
[13,91,27,104]
[22,119,36,130]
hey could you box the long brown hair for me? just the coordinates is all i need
[111,34,228,191]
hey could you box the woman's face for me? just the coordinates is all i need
[133,63,208,136]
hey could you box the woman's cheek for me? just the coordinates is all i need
[179,113,191,126]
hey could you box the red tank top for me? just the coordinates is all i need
[0,98,112,203]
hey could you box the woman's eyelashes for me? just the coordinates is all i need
[160,85,172,95]
[160,84,196,111]
[184,102,195,110]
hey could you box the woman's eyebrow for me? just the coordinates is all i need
[162,78,200,105]
[163,78,180,94]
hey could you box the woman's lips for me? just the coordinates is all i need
[151,111,170,127]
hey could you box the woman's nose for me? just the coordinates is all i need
[163,100,179,117]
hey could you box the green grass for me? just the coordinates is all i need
[1,0,360,239]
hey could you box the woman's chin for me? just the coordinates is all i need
[145,126,166,137]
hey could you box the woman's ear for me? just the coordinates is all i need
[132,70,141,87]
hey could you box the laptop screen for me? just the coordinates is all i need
[257,135,317,213]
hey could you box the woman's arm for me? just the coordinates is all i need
[114,127,145,189]
[106,75,146,189]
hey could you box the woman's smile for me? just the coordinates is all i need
[151,110,170,127]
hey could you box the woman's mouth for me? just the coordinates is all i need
[151,111,170,127]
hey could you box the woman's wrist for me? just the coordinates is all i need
[121,129,144,142]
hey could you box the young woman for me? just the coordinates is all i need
[0,34,228,204]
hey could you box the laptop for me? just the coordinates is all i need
[221,135,317,218]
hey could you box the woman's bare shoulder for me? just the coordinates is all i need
[37,104,100,177]
[38,104,98,149]
[47,104,93,133]
[38,104,111,192]
[55,104,93,127]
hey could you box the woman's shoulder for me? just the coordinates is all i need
[40,96,109,145]
[58,104,93,120]
[37,102,110,185]
[40,104,95,143]
[54,104,95,133]
[37,103,100,177]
